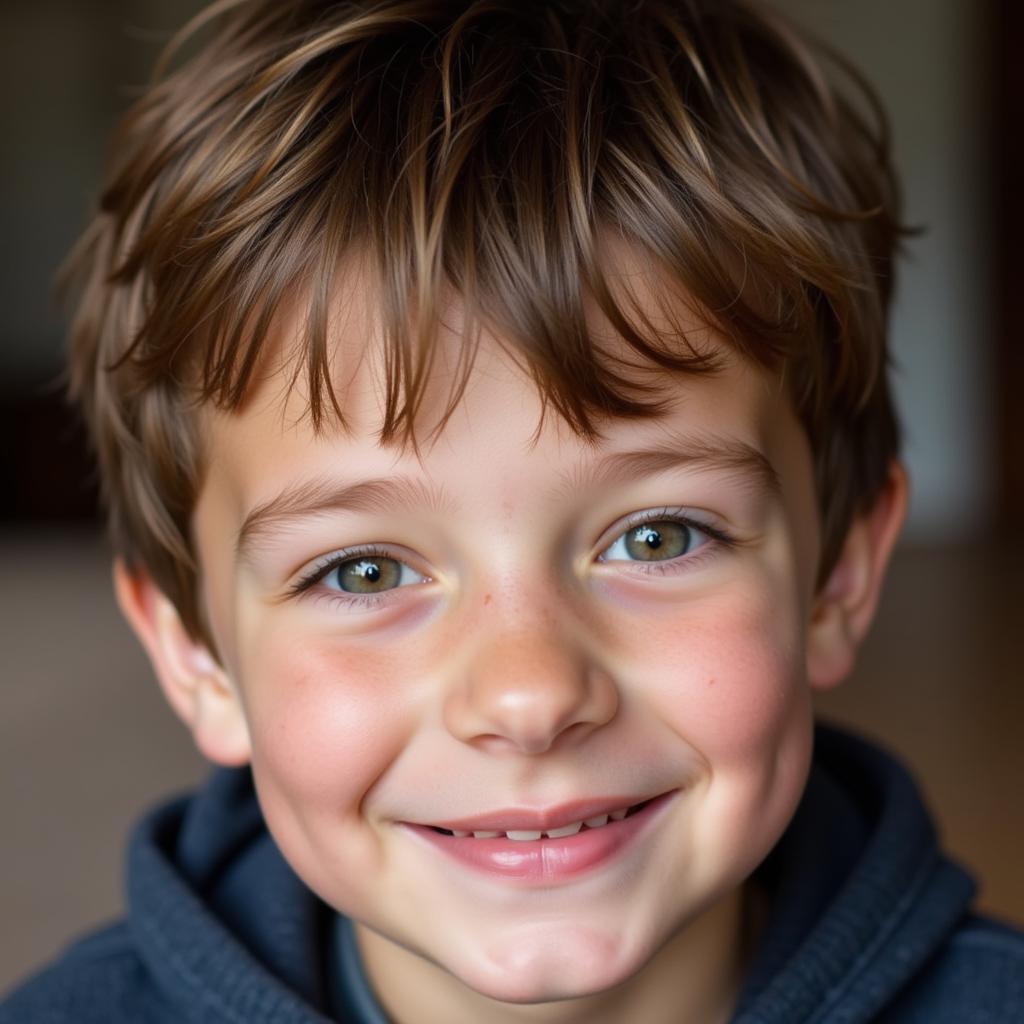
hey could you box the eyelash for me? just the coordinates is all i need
[287,545,410,611]
[287,509,736,610]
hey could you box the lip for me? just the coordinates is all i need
[422,793,665,834]
[402,790,677,884]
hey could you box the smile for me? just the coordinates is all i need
[404,792,676,883]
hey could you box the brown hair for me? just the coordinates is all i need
[63,0,903,651]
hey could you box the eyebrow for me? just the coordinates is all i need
[235,432,779,564]
[235,475,451,565]
[565,432,781,500]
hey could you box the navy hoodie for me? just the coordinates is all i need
[2,722,1022,1022]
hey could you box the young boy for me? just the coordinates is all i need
[3,0,1021,1020]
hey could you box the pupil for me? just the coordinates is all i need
[640,527,662,549]
[363,563,381,583]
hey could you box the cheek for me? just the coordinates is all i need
[615,572,808,762]
[620,570,814,869]
[235,617,415,813]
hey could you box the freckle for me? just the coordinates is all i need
[484,593,492,605]
[707,677,716,687]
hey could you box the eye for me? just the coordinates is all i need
[328,555,424,594]
[289,546,428,602]
[599,516,715,564]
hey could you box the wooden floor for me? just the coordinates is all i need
[0,530,1021,994]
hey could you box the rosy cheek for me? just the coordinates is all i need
[237,620,412,810]
[611,575,813,868]
[613,577,806,762]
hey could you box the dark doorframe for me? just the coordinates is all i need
[995,0,1024,531]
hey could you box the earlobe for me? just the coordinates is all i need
[807,461,909,691]
[112,559,251,766]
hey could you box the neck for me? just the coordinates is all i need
[354,883,760,1024]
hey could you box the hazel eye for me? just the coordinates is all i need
[326,555,425,594]
[601,519,708,563]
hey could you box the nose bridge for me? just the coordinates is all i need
[443,585,618,755]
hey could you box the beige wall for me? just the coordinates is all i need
[776,0,994,540]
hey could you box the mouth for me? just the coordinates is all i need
[404,792,676,883]
[427,797,655,840]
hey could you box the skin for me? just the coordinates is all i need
[114,256,908,1024]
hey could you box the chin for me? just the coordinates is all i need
[447,926,644,1005]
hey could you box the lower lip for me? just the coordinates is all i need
[403,792,676,884]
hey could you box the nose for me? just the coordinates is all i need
[443,616,619,756]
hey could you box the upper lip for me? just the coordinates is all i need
[418,792,670,833]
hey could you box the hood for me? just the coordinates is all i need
[732,722,975,1022]
[127,770,335,1021]
[124,721,976,1023]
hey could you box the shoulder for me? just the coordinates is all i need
[882,912,1024,1022]
[0,921,163,1024]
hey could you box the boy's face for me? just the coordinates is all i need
[177,258,843,1009]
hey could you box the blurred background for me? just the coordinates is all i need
[2,0,1022,995]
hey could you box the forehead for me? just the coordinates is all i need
[193,243,815,552]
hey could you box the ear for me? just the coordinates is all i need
[806,460,909,691]
[112,559,251,766]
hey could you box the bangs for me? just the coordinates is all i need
[92,0,894,444]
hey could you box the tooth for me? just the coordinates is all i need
[609,808,628,821]
[472,830,501,839]
[545,821,583,838]
[584,814,609,828]
[451,829,470,837]
[506,830,543,841]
